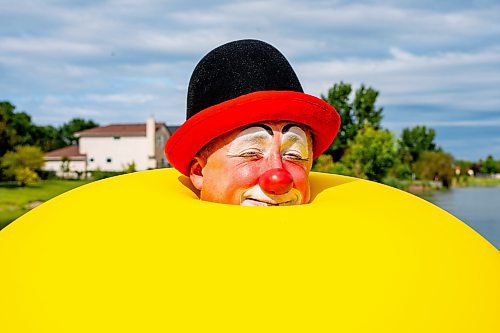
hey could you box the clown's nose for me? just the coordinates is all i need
[259,168,294,195]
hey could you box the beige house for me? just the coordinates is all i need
[44,117,176,178]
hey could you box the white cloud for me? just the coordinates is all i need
[0,37,100,56]
[2,0,500,159]
[85,93,156,104]
[296,46,500,111]
[386,119,500,128]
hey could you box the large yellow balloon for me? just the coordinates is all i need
[0,169,498,332]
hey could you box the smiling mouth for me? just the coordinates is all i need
[241,198,295,206]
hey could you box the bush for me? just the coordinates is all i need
[414,151,454,188]
[341,125,396,182]
[312,154,336,173]
[313,154,353,176]
[1,145,44,186]
[390,162,413,180]
[90,170,123,180]
[123,161,137,174]
[38,170,58,180]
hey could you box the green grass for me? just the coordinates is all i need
[0,179,92,229]
[456,176,500,187]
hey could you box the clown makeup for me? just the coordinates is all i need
[225,124,310,206]
[280,125,310,162]
[190,121,312,206]
[226,124,310,162]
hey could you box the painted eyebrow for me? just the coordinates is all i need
[243,123,273,136]
[282,123,303,134]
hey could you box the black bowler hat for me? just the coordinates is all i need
[165,39,340,176]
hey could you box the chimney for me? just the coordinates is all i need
[146,116,156,161]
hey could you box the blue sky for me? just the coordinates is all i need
[1,0,499,160]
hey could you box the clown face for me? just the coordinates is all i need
[189,121,313,206]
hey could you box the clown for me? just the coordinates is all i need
[165,39,340,205]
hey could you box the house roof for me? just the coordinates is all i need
[75,123,167,137]
[167,125,180,135]
[45,145,86,159]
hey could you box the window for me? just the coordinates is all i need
[89,158,94,162]
[114,136,121,140]
[106,158,112,163]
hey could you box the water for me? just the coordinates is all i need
[421,186,500,250]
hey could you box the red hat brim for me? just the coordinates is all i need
[165,90,340,176]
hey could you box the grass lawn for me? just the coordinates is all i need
[458,176,500,187]
[0,179,92,230]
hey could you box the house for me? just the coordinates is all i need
[43,117,177,178]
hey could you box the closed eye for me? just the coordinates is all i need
[283,151,309,161]
[228,149,264,158]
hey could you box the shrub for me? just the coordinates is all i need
[1,145,44,186]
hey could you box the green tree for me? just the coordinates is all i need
[0,101,72,154]
[353,85,383,130]
[480,155,497,174]
[398,126,437,164]
[60,156,71,179]
[454,159,473,177]
[322,83,383,161]
[321,82,356,161]
[413,151,454,188]
[58,118,98,146]
[0,101,20,156]
[312,154,352,176]
[341,125,396,182]
[0,102,47,150]
[32,125,63,152]
[389,161,413,180]
[1,145,45,186]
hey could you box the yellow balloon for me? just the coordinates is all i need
[0,169,498,332]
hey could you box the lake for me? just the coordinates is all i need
[421,186,500,250]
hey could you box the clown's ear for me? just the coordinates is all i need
[189,156,205,191]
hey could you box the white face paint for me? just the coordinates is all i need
[225,124,309,206]
[226,125,309,160]
[226,126,273,158]
[281,126,310,161]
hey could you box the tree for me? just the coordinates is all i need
[341,125,396,182]
[480,155,497,174]
[455,159,473,176]
[322,83,383,161]
[0,101,76,154]
[312,154,352,176]
[0,101,20,156]
[1,145,45,186]
[353,85,383,130]
[413,151,454,188]
[60,156,71,179]
[321,82,356,161]
[32,125,63,152]
[398,126,437,164]
[58,118,98,146]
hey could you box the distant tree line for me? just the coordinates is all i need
[455,155,500,176]
[0,101,98,185]
[313,82,499,188]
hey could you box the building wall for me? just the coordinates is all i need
[44,160,87,178]
[155,127,171,167]
[79,136,153,171]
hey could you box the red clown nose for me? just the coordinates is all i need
[258,168,294,195]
